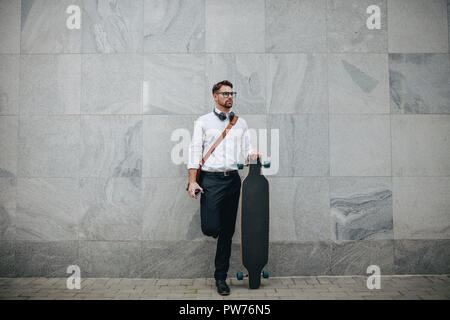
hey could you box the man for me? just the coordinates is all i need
[187,80,261,296]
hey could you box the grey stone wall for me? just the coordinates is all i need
[0,0,449,278]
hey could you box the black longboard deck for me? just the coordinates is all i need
[240,158,269,289]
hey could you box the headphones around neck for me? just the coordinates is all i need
[214,108,235,122]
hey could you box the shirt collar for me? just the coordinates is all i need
[214,106,231,116]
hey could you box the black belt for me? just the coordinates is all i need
[201,170,238,177]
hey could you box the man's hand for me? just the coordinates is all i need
[248,150,263,161]
[187,182,204,199]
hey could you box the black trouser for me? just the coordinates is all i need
[199,170,241,281]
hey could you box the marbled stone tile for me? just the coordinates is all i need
[20,55,81,115]
[330,240,372,275]
[268,177,332,242]
[143,54,205,114]
[0,178,16,241]
[141,240,216,278]
[4,0,449,280]
[393,177,450,239]
[0,0,20,53]
[16,178,82,241]
[394,239,450,274]
[388,0,448,53]
[143,0,204,53]
[205,54,265,114]
[142,239,330,279]
[82,0,143,53]
[267,54,328,114]
[330,114,391,176]
[80,115,142,177]
[143,115,196,177]
[81,54,143,114]
[238,114,268,161]
[327,0,387,52]
[389,54,450,114]
[266,241,332,276]
[370,239,394,275]
[79,177,144,241]
[267,114,329,176]
[391,115,450,176]
[0,240,15,277]
[18,116,80,177]
[205,0,265,53]
[266,0,327,52]
[143,177,201,241]
[78,240,141,277]
[20,0,82,53]
[331,240,395,275]
[0,55,19,115]
[329,53,389,114]
[0,116,18,178]
[330,177,393,240]
[15,240,79,277]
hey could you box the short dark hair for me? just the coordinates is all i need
[212,80,233,95]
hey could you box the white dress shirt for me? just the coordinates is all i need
[187,107,254,172]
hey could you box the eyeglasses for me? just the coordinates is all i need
[217,91,237,98]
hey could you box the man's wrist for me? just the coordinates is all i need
[188,167,199,185]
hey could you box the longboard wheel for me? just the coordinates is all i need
[237,163,244,170]
[263,161,271,168]
[236,272,244,280]
[262,270,269,279]
[248,273,261,289]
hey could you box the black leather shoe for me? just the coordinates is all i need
[215,280,230,296]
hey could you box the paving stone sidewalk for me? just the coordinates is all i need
[0,275,449,300]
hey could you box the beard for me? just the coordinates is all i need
[221,100,233,109]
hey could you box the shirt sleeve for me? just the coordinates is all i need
[187,118,203,169]
[241,120,254,165]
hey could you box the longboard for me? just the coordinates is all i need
[236,157,270,289]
